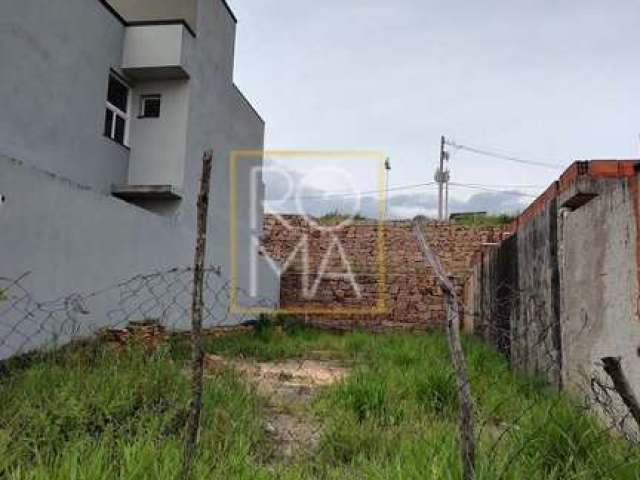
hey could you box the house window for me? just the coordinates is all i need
[104,74,130,146]
[140,95,162,118]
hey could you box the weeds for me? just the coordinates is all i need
[0,325,638,479]
[450,213,515,226]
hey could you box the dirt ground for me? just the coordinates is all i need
[205,354,349,457]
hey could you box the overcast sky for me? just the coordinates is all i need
[228,0,640,218]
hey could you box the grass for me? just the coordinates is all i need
[318,210,370,223]
[0,325,638,479]
[451,213,515,226]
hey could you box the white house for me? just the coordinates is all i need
[0,0,278,357]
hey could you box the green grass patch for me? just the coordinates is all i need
[451,213,515,226]
[0,325,638,479]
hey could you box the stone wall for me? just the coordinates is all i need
[262,215,507,330]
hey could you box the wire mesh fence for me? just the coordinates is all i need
[471,277,640,479]
[1,256,640,479]
[0,267,274,361]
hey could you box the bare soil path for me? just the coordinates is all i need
[205,354,348,457]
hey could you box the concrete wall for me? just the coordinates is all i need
[467,160,640,434]
[0,155,192,358]
[560,175,640,413]
[0,0,279,358]
[514,196,562,385]
[0,0,129,191]
[122,24,193,70]
[178,0,268,295]
[468,234,519,357]
[469,183,567,388]
[107,0,199,32]
[128,79,190,188]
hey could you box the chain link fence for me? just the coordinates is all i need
[1,257,640,479]
[0,267,274,362]
[473,279,640,459]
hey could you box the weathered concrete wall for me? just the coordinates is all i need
[263,215,506,329]
[467,160,640,432]
[514,194,562,385]
[560,175,640,417]
[469,197,562,386]
[468,234,519,358]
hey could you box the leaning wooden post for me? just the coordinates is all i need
[180,150,213,480]
[601,356,640,430]
[413,218,476,480]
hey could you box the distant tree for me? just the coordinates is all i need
[318,209,369,223]
[451,212,516,226]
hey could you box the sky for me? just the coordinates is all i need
[227,0,640,219]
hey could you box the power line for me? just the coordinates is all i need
[449,182,538,198]
[294,182,438,200]
[274,180,539,202]
[460,182,546,189]
[446,140,565,170]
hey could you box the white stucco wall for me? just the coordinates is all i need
[0,156,194,358]
[107,0,199,33]
[0,0,130,191]
[127,79,190,188]
[0,0,280,359]
[122,24,187,72]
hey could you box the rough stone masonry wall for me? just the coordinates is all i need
[262,215,506,330]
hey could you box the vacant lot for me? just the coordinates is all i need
[0,325,638,479]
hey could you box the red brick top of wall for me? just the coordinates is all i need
[507,160,639,234]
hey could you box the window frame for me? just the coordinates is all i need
[104,73,131,147]
[139,94,162,119]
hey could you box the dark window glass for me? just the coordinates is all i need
[107,76,128,113]
[114,116,126,144]
[104,109,114,138]
[141,96,161,118]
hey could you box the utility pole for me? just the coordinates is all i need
[384,157,391,219]
[437,136,445,220]
[444,142,451,220]
[445,173,450,220]
[436,136,450,221]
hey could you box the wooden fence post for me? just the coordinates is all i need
[180,150,213,480]
[413,219,476,480]
[601,356,640,431]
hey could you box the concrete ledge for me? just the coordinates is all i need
[123,65,190,81]
[111,184,182,200]
[558,176,599,211]
[122,24,191,80]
